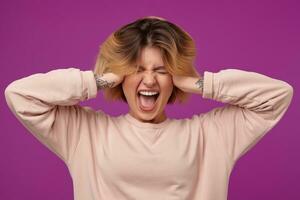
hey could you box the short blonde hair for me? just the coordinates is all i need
[93,16,200,104]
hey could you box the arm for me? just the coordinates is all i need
[175,68,294,164]
[172,74,203,95]
[204,69,293,164]
[94,72,124,90]
[4,68,116,165]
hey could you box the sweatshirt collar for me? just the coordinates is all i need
[124,113,171,129]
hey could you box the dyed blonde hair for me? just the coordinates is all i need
[93,16,200,104]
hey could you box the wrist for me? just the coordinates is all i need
[194,77,203,94]
[94,73,115,90]
[176,76,203,95]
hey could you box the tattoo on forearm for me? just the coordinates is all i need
[195,78,203,92]
[94,74,115,90]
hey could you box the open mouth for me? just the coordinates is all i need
[137,90,160,111]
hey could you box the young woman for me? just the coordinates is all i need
[5,16,293,200]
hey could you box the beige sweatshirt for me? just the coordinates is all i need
[4,67,293,200]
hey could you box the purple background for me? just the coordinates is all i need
[1,0,299,199]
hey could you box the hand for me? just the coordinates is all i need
[172,74,203,95]
[172,74,187,91]
[94,72,124,90]
[106,72,125,88]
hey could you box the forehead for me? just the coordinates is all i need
[136,46,164,68]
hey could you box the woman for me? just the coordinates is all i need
[4,16,294,200]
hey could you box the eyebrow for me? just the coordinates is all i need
[138,65,166,70]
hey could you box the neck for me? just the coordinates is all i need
[129,111,167,124]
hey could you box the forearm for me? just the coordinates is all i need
[94,73,116,90]
[5,68,97,114]
[175,75,204,95]
[202,69,293,122]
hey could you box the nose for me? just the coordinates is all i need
[142,71,157,87]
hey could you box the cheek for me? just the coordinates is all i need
[159,76,174,94]
[122,76,141,98]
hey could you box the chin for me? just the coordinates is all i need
[130,106,164,123]
[136,111,158,122]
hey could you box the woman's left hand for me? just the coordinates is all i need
[172,74,203,95]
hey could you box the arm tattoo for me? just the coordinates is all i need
[195,78,203,92]
[94,73,115,90]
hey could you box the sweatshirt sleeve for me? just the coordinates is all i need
[4,67,98,165]
[200,68,293,164]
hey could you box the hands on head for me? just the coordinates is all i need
[96,72,176,89]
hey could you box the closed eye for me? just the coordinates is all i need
[137,70,167,74]
[136,68,143,73]
[157,71,168,74]
[135,66,169,74]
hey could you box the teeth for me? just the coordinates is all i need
[139,91,159,96]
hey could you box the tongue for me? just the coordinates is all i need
[139,95,156,110]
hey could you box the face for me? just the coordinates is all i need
[122,46,174,123]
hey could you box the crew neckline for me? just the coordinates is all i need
[124,113,171,129]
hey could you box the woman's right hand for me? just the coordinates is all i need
[94,72,124,90]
